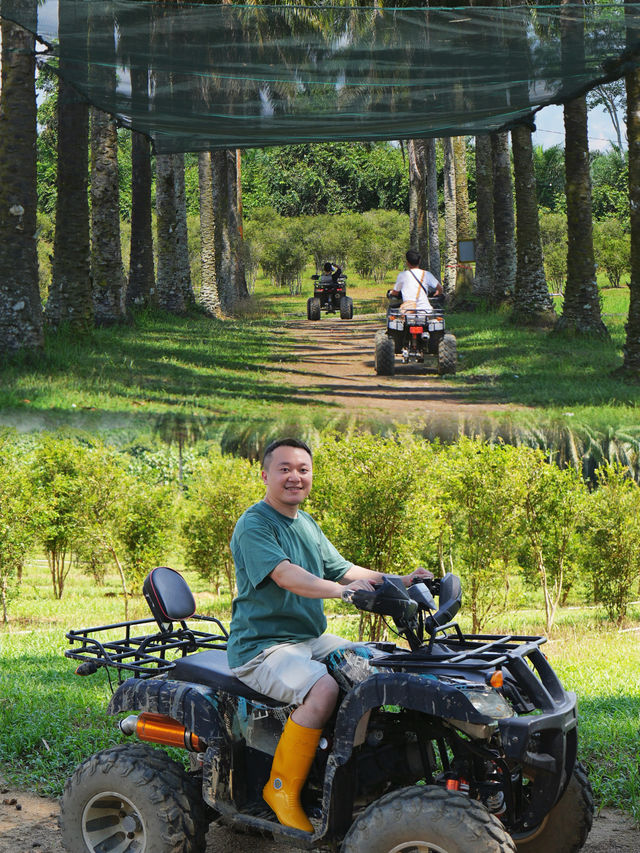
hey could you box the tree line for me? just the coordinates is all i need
[2,2,640,379]
[2,430,638,636]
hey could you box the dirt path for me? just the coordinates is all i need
[1,785,637,853]
[277,316,516,421]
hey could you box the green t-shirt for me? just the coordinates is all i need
[226,501,351,668]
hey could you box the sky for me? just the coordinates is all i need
[532,104,625,152]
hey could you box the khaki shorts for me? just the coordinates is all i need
[231,634,357,706]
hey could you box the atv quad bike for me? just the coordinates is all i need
[307,272,353,320]
[376,294,456,376]
[61,566,593,853]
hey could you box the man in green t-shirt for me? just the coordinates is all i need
[228,437,430,833]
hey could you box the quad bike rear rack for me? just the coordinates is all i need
[65,615,228,679]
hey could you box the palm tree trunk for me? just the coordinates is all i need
[211,148,247,313]
[623,2,640,374]
[491,131,516,300]
[45,74,92,330]
[127,129,155,310]
[408,139,428,263]
[0,10,43,354]
[473,134,495,300]
[198,151,221,315]
[453,136,471,241]
[557,0,608,336]
[511,124,554,323]
[425,138,440,281]
[156,153,186,314]
[442,137,457,295]
[91,108,126,324]
[174,153,194,308]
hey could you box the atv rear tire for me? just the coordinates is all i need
[60,744,209,853]
[438,333,457,375]
[341,785,516,853]
[340,296,354,319]
[375,330,395,376]
[512,762,594,853]
[308,297,321,321]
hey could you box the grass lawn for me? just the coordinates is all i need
[1,273,639,444]
[1,559,639,820]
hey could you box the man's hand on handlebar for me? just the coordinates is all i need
[402,567,434,587]
[340,578,377,602]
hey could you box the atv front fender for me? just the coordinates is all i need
[331,671,493,763]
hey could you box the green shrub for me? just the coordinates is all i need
[182,450,263,594]
[580,463,640,623]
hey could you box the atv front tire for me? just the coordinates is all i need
[60,744,209,853]
[512,762,594,853]
[308,297,321,321]
[438,333,457,375]
[341,785,516,853]
[375,330,395,376]
[340,296,354,319]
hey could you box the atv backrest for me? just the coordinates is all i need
[143,566,196,631]
[431,573,462,627]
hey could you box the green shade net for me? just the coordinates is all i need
[1,1,640,152]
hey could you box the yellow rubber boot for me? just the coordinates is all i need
[263,716,322,832]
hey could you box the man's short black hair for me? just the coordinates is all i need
[262,438,312,468]
[406,250,421,266]
[323,262,333,272]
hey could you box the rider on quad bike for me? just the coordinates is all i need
[308,262,353,320]
[376,250,457,376]
[60,438,594,853]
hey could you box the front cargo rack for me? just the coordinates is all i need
[371,621,547,670]
[65,614,228,679]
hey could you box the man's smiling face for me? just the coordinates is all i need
[262,446,313,516]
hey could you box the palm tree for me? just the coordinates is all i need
[556,0,608,336]
[473,134,495,300]
[441,137,457,294]
[491,130,516,299]
[127,129,155,310]
[173,153,195,308]
[211,148,248,312]
[45,80,92,329]
[198,151,221,315]
[424,138,440,280]
[156,153,187,314]
[408,139,428,262]
[0,7,43,354]
[511,124,554,324]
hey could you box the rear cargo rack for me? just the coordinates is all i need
[65,614,228,679]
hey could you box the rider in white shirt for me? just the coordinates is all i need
[388,250,442,311]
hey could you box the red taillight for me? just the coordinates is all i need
[409,326,424,335]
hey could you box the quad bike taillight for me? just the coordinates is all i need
[119,712,206,752]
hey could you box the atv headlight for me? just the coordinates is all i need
[460,687,514,719]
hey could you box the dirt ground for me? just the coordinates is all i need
[1,784,638,853]
[278,315,519,421]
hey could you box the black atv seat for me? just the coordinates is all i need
[170,649,287,708]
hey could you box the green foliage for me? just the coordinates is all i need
[593,218,630,288]
[350,210,408,284]
[539,211,567,293]
[511,447,586,633]
[432,440,521,633]
[533,145,565,212]
[0,435,39,622]
[181,450,263,594]
[241,142,408,217]
[30,436,95,599]
[590,149,628,224]
[580,463,640,623]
